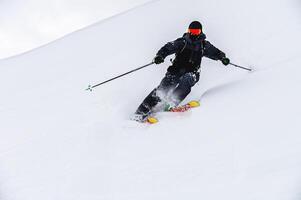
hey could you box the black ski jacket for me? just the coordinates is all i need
[157,33,226,74]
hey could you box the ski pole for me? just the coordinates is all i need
[86,62,155,91]
[229,62,253,71]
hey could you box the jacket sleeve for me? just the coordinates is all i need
[203,40,226,60]
[156,38,186,58]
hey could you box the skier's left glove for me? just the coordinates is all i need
[221,57,230,66]
[153,55,164,64]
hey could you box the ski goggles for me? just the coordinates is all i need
[188,28,202,35]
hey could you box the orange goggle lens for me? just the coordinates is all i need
[188,28,202,35]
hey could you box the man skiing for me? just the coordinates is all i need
[133,21,230,122]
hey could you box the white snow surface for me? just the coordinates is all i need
[0,0,150,59]
[1,0,301,199]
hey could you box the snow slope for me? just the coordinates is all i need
[0,0,150,59]
[0,0,301,199]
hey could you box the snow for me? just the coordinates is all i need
[0,0,301,199]
[0,0,150,59]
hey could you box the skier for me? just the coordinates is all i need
[133,21,230,122]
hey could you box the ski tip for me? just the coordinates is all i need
[188,101,200,108]
[146,117,159,124]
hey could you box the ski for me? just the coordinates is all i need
[168,100,200,112]
[132,100,200,124]
[145,116,159,124]
[130,113,159,124]
[131,100,200,124]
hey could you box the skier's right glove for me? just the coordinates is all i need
[153,55,164,64]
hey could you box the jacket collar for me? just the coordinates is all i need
[183,33,206,43]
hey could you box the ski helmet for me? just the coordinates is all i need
[188,21,202,35]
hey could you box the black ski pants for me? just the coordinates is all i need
[136,71,199,115]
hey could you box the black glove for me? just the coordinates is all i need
[153,55,164,64]
[221,57,230,66]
